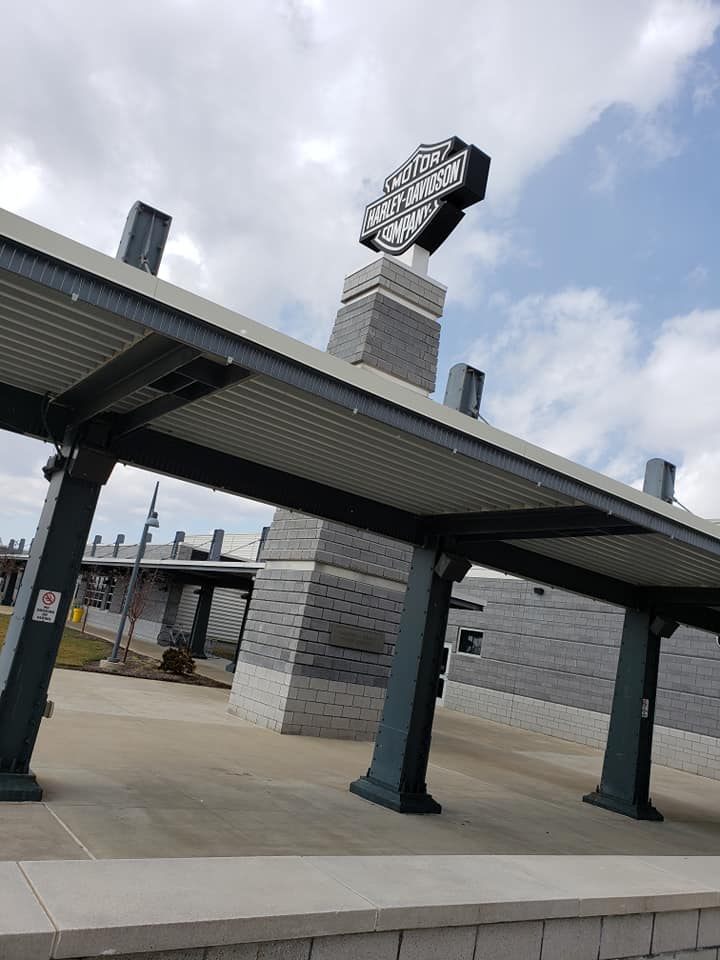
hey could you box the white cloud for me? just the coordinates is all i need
[469,291,720,517]
[590,146,620,194]
[295,137,344,168]
[91,464,274,544]
[1,1,717,327]
[0,434,274,545]
[161,232,210,291]
[622,112,686,162]
[435,227,529,305]
[0,1,718,537]
[688,263,709,286]
[165,233,204,266]
[692,59,720,109]
[0,144,44,212]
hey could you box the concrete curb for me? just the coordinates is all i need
[4,855,720,960]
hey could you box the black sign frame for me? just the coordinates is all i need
[360,137,491,256]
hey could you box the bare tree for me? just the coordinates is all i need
[122,570,163,662]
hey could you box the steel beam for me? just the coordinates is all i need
[4,384,719,628]
[0,382,67,439]
[0,383,422,543]
[112,383,213,436]
[643,587,720,607]
[452,539,639,609]
[652,604,720,635]
[53,334,199,424]
[158,357,249,390]
[0,437,114,800]
[3,232,720,562]
[425,506,645,540]
[455,541,720,633]
[350,544,469,813]
[112,427,423,544]
[112,365,252,437]
[188,584,214,659]
[583,609,672,821]
[228,586,253,673]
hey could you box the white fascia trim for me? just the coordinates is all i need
[354,362,430,397]
[342,284,439,321]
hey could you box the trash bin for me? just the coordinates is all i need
[71,606,84,623]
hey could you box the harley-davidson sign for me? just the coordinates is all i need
[360,137,490,256]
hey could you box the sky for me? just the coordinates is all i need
[1,0,719,546]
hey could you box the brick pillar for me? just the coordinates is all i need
[228,256,447,738]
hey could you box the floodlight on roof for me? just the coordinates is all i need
[117,201,172,276]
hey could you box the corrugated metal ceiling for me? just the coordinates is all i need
[148,377,578,515]
[0,275,144,396]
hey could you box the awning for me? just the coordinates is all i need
[1,207,719,630]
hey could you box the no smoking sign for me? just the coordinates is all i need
[32,588,62,623]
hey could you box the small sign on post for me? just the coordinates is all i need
[32,589,61,624]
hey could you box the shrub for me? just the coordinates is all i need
[159,647,196,676]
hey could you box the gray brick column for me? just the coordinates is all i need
[228,256,446,738]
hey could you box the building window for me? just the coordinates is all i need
[85,574,116,610]
[458,628,483,656]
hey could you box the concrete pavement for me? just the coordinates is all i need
[2,669,720,861]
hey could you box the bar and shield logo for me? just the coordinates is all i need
[360,137,491,256]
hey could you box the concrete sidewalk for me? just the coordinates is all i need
[2,669,720,862]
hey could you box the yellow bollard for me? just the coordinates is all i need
[71,606,83,623]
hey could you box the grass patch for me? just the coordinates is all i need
[0,612,230,688]
[0,613,108,666]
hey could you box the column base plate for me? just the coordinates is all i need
[583,789,663,821]
[0,771,43,802]
[350,776,441,814]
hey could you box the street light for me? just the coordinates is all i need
[107,482,160,663]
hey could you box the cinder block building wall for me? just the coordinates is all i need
[443,573,720,780]
[78,577,248,648]
[76,570,174,644]
[231,514,409,736]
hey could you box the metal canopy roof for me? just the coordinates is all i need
[1,207,719,632]
[9,557,258,589]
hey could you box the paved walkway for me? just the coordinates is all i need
[2,669,720,861]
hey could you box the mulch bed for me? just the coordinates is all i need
[63,641,231,689]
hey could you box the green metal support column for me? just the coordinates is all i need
[189,583,214,659]
[583,609,675,821]
[227,584,253,673]
[1,571,18,606]
[0,439,114,801]
[350,543,469,813]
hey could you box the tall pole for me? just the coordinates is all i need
[107,482,160,663]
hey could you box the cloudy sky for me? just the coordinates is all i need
[1,0,719,546]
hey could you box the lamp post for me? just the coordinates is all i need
[107,482,160,663]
